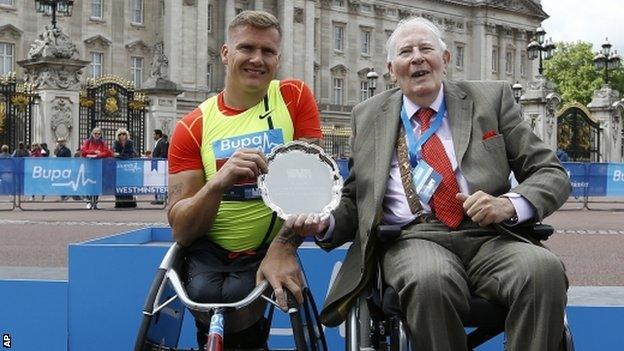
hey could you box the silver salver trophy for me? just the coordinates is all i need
[257,141,343,220]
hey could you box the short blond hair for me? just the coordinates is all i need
[116,127,129,138]
[228,10,281,39]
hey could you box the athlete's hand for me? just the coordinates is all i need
[456,191,516,227]
[256,243,303,310]
[212,148,268,191]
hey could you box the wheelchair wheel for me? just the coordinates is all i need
[135,268,167,351]
[287,288,328,351]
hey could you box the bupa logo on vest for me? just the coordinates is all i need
[213,129,284,159]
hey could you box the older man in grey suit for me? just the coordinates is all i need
[271,17,571,351]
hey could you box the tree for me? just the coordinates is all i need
[543,41,624,105]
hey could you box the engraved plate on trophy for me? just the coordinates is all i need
[257,141,343,220]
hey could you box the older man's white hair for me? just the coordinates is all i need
[385,17,447,62]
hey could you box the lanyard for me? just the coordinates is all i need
[399,99,446,167]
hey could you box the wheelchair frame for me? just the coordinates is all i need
[345,224,576,351]
[134,243,328,351]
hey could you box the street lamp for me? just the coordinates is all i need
[512,81,523,103]
[527,27,556,76]
[366,69,378,97]
[34,0,74,29]
[593,38,621,85]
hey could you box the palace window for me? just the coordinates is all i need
[360,81,369,101]
[455,44,464,69]
[361,28,371,55]
[131,0,143,24]
[491,46,499,73]
[505,50,514,74]
[131,56,143,88]
[334,23,345,52]
[0,42,13,75]
[91,0,103,19]
[206,63,213,91]
[333,77,344,105]
[89,52,103,77]
[207,3,213,32]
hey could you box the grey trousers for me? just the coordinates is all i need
[381,220,568,351]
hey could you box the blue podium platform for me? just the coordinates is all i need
[1,227,624,350]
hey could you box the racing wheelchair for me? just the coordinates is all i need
[345,223,575,351]
[134,243,328,351]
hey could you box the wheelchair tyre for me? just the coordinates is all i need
[134,268,167,351]
[286,288,329,351]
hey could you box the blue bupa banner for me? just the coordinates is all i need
[587,163,608,196]
[115,159,168,194]
[23,158,102,195]
[606,163,624,196]
[0,158,17,195]
[562,162,589,197]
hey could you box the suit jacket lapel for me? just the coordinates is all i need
[444,81,473,166]
[373,90,402,220]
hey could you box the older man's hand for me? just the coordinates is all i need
[456,191,516,227]
[284,213,330,237]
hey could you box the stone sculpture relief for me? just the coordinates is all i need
[50,97,73,141]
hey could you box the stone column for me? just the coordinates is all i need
[519,77,561,150]
[142,86,182,151]
[224,0,236,40]
[304,0,316,88]
[277,0,294,78]
[142,42,183,151]
[587,85,623,162]
[17,26,89,152]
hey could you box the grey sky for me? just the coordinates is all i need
[541,0,624,54]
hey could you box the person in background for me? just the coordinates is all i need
[556,148,570,162]
[54,137,72,201]
[81,127,113,159]
[0,145,10,158]
[81,127,112,209]
[30,143,43,157]
[54,137,72,158]
[152,129,168,159]
[151,129,169,205]
[142,150,152,159]
[113,128,137,208]
[12,141,30,157]
[41,143,50,157]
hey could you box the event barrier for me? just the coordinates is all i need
[562,162,624,209]
[1,158,623,210]
[0,157,168,210]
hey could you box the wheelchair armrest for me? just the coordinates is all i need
[508,223,555,241]
[376,224,403,243]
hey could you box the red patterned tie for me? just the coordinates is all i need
[416,108,464,229]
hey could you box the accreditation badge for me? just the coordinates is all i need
[411,160,442,205]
